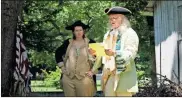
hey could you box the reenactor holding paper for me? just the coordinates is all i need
[101,7,139,96]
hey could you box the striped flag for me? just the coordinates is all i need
[13,28,33,96]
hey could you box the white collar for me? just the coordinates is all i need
[110,29,118,35]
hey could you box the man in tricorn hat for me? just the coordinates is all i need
[101,6,139,96]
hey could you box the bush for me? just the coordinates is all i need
[41,66,62,89]
[133,74,182,97]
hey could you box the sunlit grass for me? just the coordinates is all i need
[31,87,63,92]
[31,80,102,92]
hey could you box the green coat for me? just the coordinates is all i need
[92,27,139,93]
[116,27,139,92]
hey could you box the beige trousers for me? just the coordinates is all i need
[61,74,96,97]
[104,75,133,97]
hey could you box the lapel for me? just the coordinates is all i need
[63,39,73,66]
[119,27,130,54]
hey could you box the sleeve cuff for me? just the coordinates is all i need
[91,56,102,74]
[91,69,98,75]
[58,62,64,68]
[122,51,133,63]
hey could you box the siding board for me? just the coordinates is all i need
[154,1,162,82]
[177,4,182,83]
[154,1,180,83]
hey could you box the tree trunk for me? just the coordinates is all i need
[1,1,24,96]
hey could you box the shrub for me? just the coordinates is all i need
[133,74,182,97]
[41,66,62,89]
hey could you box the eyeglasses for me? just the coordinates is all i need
[109,16,119,21]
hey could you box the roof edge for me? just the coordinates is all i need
[145,1,156,12]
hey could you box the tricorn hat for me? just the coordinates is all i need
[65,20,90,31]
[105,6,131,15]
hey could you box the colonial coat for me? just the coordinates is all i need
[92,26,139,93]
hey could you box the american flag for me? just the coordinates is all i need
[13,28,32,96]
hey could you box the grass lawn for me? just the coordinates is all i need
[31,80,44,87]
[31,80,101,92]
[31,87,63,92]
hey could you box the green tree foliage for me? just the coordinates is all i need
[28,50,56,68]
[20,1,65,52]
[20,1,115,69]
[20,1,154,81]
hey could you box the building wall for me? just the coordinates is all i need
[154,1,182,83]
[177,4,182,83]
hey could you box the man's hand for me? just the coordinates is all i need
[88,48,96,57]
[105,49,114,56]
[85,71,94,78]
